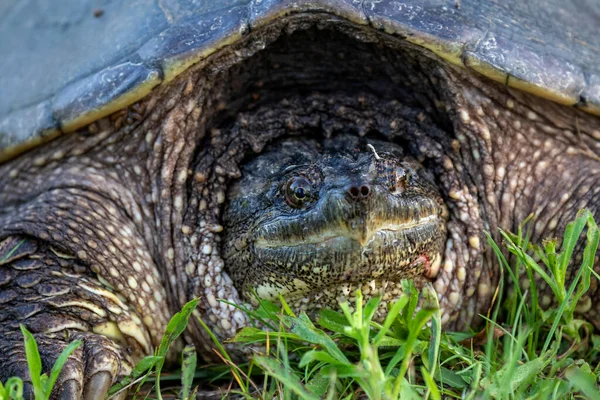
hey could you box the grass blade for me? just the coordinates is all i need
[45,340,81,400]
[20,325,43,399]
[155,298,199,399]
[253,356,320,400]
[196,315,249,393]
[3,377,24,400]
[565,365,600,400]
[421,366,441,400]
[180,345,197,400]
[292,313,349,364]
[556,212,589,287]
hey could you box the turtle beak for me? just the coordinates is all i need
[344,217,371,247]
[356,226,372,248]
[339,182,376,246]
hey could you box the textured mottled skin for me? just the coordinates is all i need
[0,18,599,398]
[223,135,447,315]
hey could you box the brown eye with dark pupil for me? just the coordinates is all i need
[285,177,312,208]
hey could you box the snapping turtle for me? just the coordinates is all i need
[1,0,600,397]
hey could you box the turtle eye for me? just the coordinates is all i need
[285,176,312,208]
[390,167,408,194]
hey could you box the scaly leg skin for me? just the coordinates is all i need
[0,115,176,396]
[0,235,153,399]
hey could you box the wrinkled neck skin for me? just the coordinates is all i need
[0,15,599,361]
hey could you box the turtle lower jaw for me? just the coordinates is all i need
[250,249,442,303]
[283,277,434,318]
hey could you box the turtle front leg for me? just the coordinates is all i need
[1,330,128,399]
[0,235,156,399]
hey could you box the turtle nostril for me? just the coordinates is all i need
[347,184,371,201]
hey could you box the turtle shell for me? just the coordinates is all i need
[1,0,599,161]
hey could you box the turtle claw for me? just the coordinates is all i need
[51,332,132,400]
[84,371,112,400]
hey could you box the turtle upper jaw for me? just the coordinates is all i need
[250,182,444,251]
[254,213,441,249]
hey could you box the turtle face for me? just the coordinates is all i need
[223,135,447,313]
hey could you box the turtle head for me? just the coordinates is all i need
[222,135,447,312]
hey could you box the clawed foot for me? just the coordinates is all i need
[0,331,133,399]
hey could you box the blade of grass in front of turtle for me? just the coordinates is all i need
[372,295,408,346]
[565,365,600,400]
[180,345,197,400]
[423,283,442,387]
[317,309,352,335]
[486,232,522,310]
[45,340,82,400]
[516,215,537,340]
[196,315,250,394]
[218,298,278,331]
[402,280,419,327]
[278,293,297,317]
[0,239,25,263]
[485,231,519,367]
[500,229,558,297]
[154,298,199,400]
[253,356,320,400]
[556,211,589,289]
[0,378,23,400]
[291,313,349,364]
[392,306,436,398]
[572,212,598,306]
[421,366,441,400]
[7,377,24,400]
[507,284,531,364]
[108,355,162,398]
[542,213,598,353]
[20,324,44,399]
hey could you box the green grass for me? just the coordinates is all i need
[2,210,600,399]
[0,326,81,400]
